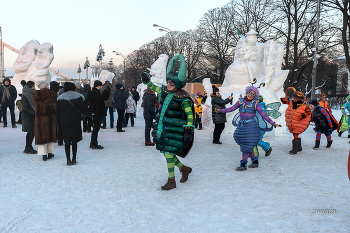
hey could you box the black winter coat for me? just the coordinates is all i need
[113,89,129,110]
[87,87,110,116]
[21,86,35,133]
[143,90,155,120]
[56,91,87,144]
[131,90,140,102]
[211,93,232,124]
[0,85,17,107]
[101,83,115,108]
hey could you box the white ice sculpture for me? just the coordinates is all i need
[137,54,169,113]
[12,40,54,93]
[205,29,289,136]
[99,70,114,84]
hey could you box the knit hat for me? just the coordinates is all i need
[64,82,76,92]
[37,80,49,89]
[20,80,27,87]
[75,81,82,88]
[50,81,59,92]
[94,80,102,87]
[212,85,219,93]
[197,91,202,95]
[115,83,123,89]
[310,99,318,106]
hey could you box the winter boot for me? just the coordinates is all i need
[248,158,259,168]
[161,177,176,190]
[348,134,350,138]
[265,147,272,157]
[313,140,320,149]
[236,160,247,171]
[48,153,54,159]
[338,131,343,137]
[297,138,302,151]
[326,140,333,148]
[29,146,37,154]
[66,155,72,166]
[72,154,77,165]
[42,155,47,161]
[289,140,299,154]
[180,165,192,183]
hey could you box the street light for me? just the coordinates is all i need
[112,51,125,85]
[153,24,174,57]
[83,57,90,84]
[153,24,171,32]
[77,64,82,83]
[96,44,105,72]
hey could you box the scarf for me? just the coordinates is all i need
[22,85,35,111]
[2,86,11,104]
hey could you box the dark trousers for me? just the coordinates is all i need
[83,117,93,132]
[2,106,16,126]
[57,125,63,145]
[195,113,202,129]
[102,107,114,128]
[213,123,225,142]
[117,109,125,130]
[25,132,35,149]
[145,119,153,142]
[18,111,22,123]
[125,113,134,126]
[91,114,103,146]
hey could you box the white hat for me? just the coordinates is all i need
[37,80,49,89]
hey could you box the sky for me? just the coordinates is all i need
[0,0,230,80]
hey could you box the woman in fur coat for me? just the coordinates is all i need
[57,82,87,165]
[33,80,57,161]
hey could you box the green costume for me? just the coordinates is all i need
[141,54,195,183]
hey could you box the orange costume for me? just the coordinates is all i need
[281,87,311,154]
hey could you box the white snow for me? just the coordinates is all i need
[0,110,349,232]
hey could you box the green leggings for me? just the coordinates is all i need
[164,153,183,178]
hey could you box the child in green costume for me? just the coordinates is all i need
[141,54,195,190]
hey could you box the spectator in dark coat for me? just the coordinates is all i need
[16,80,27,124]
[82,84,92,132]
[21,81,37,154]
[57,82,87,165]
[211,85,232,144]
[0,78,18,128]
[101,81,116,129]
[113,83,129,132]
[143,88,156,146]
[131,86,140,117]
[87,80,110,149]
[33,80,57,161]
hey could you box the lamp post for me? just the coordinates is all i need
[153,24,174,57]
[77,64,82,83]
[112,51,126,85]
[83,57,90,84]
[96,44,105,72]
[309,0,321,99]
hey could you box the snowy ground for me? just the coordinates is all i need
[0,110,349,233]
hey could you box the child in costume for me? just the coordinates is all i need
[140,54,194,190]
[309,99,335,149]
[280,87,311,154]
[318,93,332,113]
[338,102,349,137]
[194,92,203,130]
[215,84,278,171]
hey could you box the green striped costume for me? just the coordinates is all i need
[147,81,194,178]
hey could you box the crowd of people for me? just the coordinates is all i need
[0,53,347,190]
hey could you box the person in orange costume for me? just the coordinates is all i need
[280,87,311,154]
[318,93,332,113]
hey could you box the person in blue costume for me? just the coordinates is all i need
[215,84,279,171]
[140,54,195,190]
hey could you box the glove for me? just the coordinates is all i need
[141,72,151,84]
[183,127,194,148]
[214,108,220,113]
[274,123,282,128]
[328,123,333,128]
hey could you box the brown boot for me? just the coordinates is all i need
[180,165,192,183]
[161,177,176,190]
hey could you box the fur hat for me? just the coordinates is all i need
[37,80,49,89]
[94,80,102,87]
[212,85,219,94]
[64,82,76,92]
[115,83,123,89]
[50,81,59,92]
[292,91,304,100]
[75,81,82,87]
